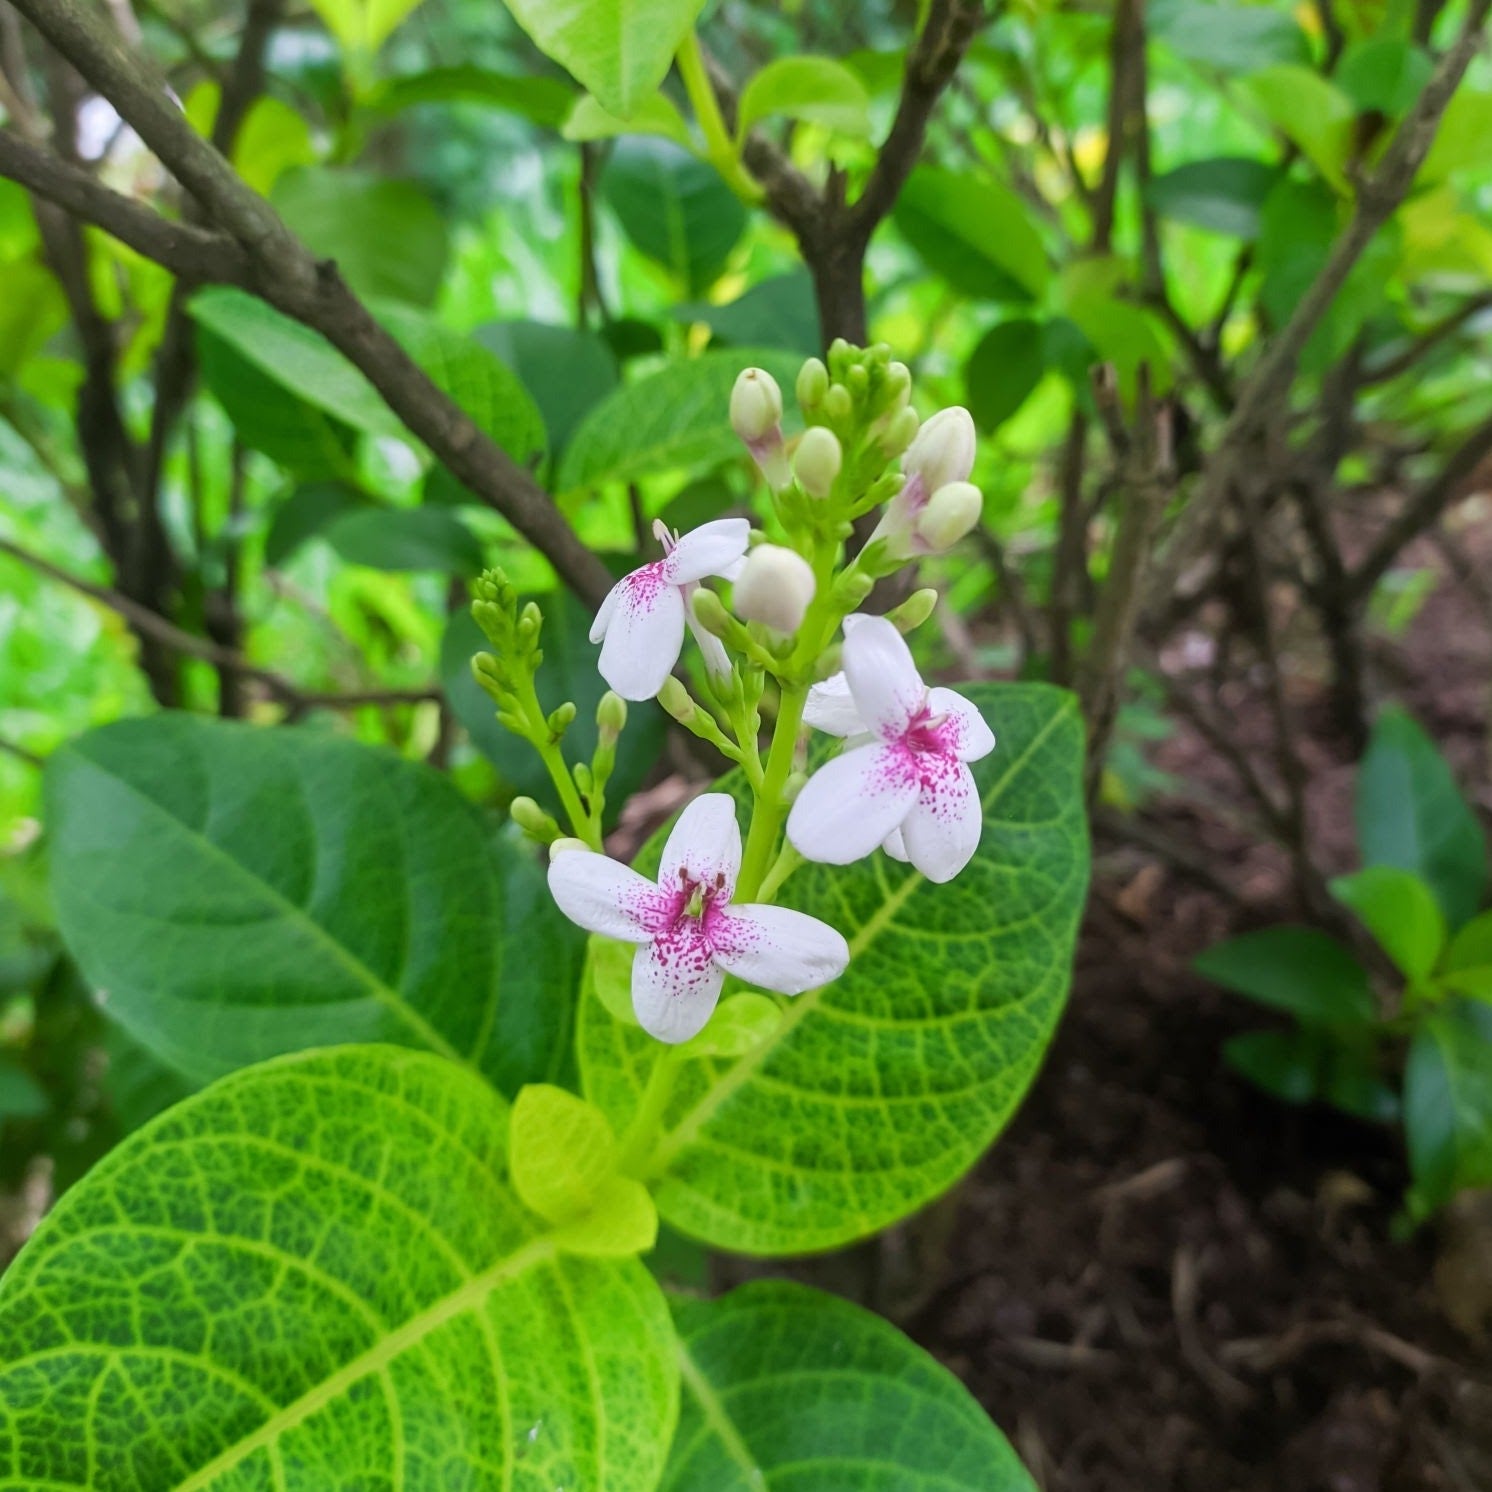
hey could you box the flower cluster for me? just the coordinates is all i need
[474,342,994,1044]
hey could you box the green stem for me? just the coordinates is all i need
[616,1050,682,1176]
[735,681,807,901]
[676,31,763,203]
[757,841,803,903]
[518,677,599,850]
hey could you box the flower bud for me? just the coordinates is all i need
[546,701,577,737]
[793,426,842,499]
[783,770,808,806]
[796,357,829,409]
[595,690,627,741]
[656,675,694,723]
[690,586,735,640]
[914,481,984,552]
[733,544,816,634]
[548,836,590,860]
[823,384,853,423]
[883,361,912,411]
[832,568,875,609]
[877,405,920,458]
[730,368,783,443]
[886,587,939,634]
[903,406,976,493]
[511,796,561,843]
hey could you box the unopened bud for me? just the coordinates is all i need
[914,481,984,552]
[796,357,829,409]
[832,567,876,609]
[546,701,577,736]
[657,676,695,723]
[904,406,975,492]
[823,384,853,423]
[596,690,627,740]
[793,426,842,499]
[883,361,912,410]
[730,367,783,443]
[783,770,808,806]
[733,544,816,634]
[878,405,920,459]
[887,587,939,634]
[511,796,561,843]
[548,836,589,860]
[690,586,735,640]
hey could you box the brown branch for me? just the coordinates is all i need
[0,737,45,770]
[1359,289,1492,386]
[6,0,613,608]
[1144,0,1492,613]
[1348,409,1492,602]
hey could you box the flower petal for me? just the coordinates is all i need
[663,518,751,585]
[786,742,919,865]
[631,928,725,1044]
[901,758,983,883]
[926,687,996,762]
[882,826,909,862]
[685,606,733,679]
[596,566,686,700]
[589,577,622,644]
[842,615,927,740]
[658,792,742,899]
[710,905,849,995]
[548,851,667,942]
[803,672,866,737]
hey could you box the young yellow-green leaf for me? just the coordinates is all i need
[1441,912,1492,1003]
[510,1082,619,1222]
[499,0,708,119]
[45,715,585,1095]
[1242,66,1355,193]
[737,56,872,138]
[308,0,427,53]
[552,1175,660,1257]
[0,1045,678,1490]
[563,92,693,148]
[580,683,1088,1254]
[1331,866,1447,983]
[664,1281,1036,1491]
[676,993,781,1060]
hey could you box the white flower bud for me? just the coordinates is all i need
[793,426,842,499]
[796,357,829,409]
[548,836,590,861]
[914,481,984,553]
[730,367,783,443]
[733,544,816,634]
[903,406,975,493]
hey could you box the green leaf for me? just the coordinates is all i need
[894,167,1050,301]
[0,1056,48,1119]
[1057,258,1172,399]
[500,0,707,119]
[1242,66,1355,193]
[1151,1,1309,73]
[264,481,369,568]
[441,600,668,827]
[323,505,486,575]
[601,138,747,294]
[1441,911,1492,1004]
[509,1083,620,1222]
[1147,157,1277,238]
[558,346,804,494]
[563,92,693,147]
[1194,926,1377,1025]
[1330,866,1446,982]
[0,1045,678,1489]
[1224,1026,1397,1121]
[474,320,619,457]
[552,1174,659,1257]
[672,271,823,357]
[45,715,585,1094]
[737,56,872,138]
[272,168,450,307]
[1420,89,1492,181]
[1224,1028,1320,1103]
[0,261,68,380]
[306,0,428,52]
[965,319,1047,433]
[580,683,1089,1254]
[380,303,549,483]
[664,1281,1036,1491]
[368,66,578,127]
[1405,1011,1492,1213]
[1337,37,1432,118]
[1357,707,1487,930]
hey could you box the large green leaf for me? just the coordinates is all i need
[1329,866,1445,983]
[664,1281,1036,1491]
[965,319,1047,433]
[580,683,1088,1254]
[307,0,428,52]
[1151,1,1309,73]
[1405,1010,1492,1214]
[1147,157,1277,239]
[894,168,1050,302]
[501,0,707,119]
[323,505,486,575]
[558,346,803,494]
[1242,66,1355,193]
[1356,707,1487,930]
[737,56,872,138]
[272,168,450,308]
[367,66,577,127]
[672,271,822,357]
[1194,926,1377,1025]
[44,715,584,1096]
[0,1045,677,1489]
[600,138,746,294]
[475,320,620,457]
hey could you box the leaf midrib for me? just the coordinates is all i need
[643,696,1079,1175]
[68,746,467,1068]
[674,1339,762,1487]
[169,1235,556,1492]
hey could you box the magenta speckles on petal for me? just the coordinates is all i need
[619,560,668,614]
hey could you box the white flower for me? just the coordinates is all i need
[872,406,977,558]
[788,615,995,883]
[548,794,850,1044]
[590,519,749,700]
